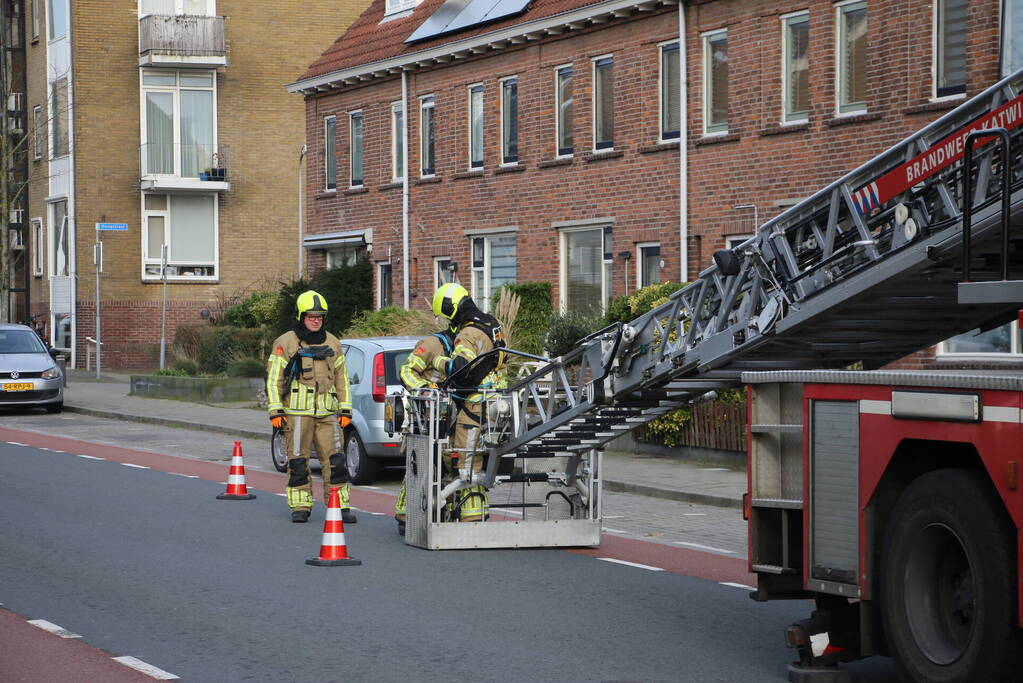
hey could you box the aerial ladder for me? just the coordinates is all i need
[391,67,1023,553]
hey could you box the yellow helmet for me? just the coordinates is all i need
[432,283,469,320]
[296,290,329,320]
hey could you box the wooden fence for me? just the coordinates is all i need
[635,400,747,452]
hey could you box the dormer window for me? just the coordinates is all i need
[385,0,420,17]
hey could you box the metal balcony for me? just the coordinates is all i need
[138,15,227,68]
[139,143,230,192]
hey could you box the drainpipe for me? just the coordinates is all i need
[297,144,306,278]
[401,69,410,309]
[678,0,689,282]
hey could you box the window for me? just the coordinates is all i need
[385,0,418,16]
[725,234,754,251]
[47,0,67,40]
[1005,0,1023,77]
[500,77,518,164]
[50,200,68,276]
[469,84,484,169]
[471,233,517,311]
[32,219,43,276]
[941,324,1022,357]
[139,0,214,15]
[325,244,365,268]
[350,111,364,187]
[560,227,609,313]
[324,116,337,190]
[703,30,728,134]
[593,56,614,150]
[837,1,868,114]
[420,95,435,176]
[637,243,661,289]
[50,78,68,157]
[935,0,967,97]
[782,13,810,122]
[660,41,681,141]
[555,65,573,156]
[434,257,455,291]
[391,101,404,181]
[31,0,39,40]
[32,106,42,160]
[378,263,393,309]
[142,193,217,279]
[344,345,364,384]
[141,70,216,177]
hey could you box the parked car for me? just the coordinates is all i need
[268,336,416,484]
[0,323,64,413]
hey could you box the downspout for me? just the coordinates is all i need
[678,0,689,282]
[298,144,306,278]
[401,69,410,309]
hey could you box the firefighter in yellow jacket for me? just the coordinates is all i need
[433,283,505,522]
[266,291,355,524]
[394,326,455,534]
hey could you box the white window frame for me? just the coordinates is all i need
[391,101,405,182]
[349,110,364,187]
[499,76,518,166]
[324,115,337,191]
[470,232,517,311]
[1005,0,1023,78]
[139,69,218,178]
[938,324,1023,359]
[725,233,754,250]
[835,0,868,116]
[781,11,810,124]
[932,0,968,101]
[32,105,43,160]
[377,262,393,309]
[433,256,454,291]
[592,54,614,152]
[419,94,435,178]
[31,218,44,276]
[636,242,661,290]
[140,193,220,282]
[48,199,68,277]
[31,0,39,40]
[554,63,574,158]
[49,78,69,159]
[325,244,365,269]
[468,83,484,170]
[385,0,418,17]
[138,0,216,17]
[47,0,68,41]
[702,29,729,135]
[558,225,610,314]
[658,40,681,142]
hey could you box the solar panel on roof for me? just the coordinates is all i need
[405,0,531,43]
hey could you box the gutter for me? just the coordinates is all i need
[678,1,688,282]
[402,70,410,309]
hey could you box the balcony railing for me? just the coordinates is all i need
[139,15,226,58]
[140,143,228,182]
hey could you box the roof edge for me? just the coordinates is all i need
[286,0,678,94]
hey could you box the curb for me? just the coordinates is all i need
[63,405,266,441]
[603,479,742,509]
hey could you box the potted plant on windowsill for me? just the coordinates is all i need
[203,151,227,182]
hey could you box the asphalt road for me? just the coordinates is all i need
[0,421,899,682]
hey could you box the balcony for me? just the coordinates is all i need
[138,15,227,68]
[140,143,230,192]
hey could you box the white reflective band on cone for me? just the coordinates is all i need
[320,533,347,545]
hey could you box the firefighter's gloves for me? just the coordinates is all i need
[338,411,352,428]
[270,412,288,429]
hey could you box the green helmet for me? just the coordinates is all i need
[432,283,469,320]
[296,290,328,320]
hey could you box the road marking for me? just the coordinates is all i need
[719,582,754,590]
[38,447,52,451]
[6,441,27,446]
[27,620,81,638]
[596,558,664,571]
[76,455,104,461]
[275,493,287,497]
[700,467,730,471]
[358,485,382,490]
[601,527,628,534]
[674,541,736,554]
[112,656,180,680]
[122,463,150,469]
[53,450,65,453]
[170,473,199,478]
[683,513,707,516]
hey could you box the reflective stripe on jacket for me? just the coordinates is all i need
[266,330,351,417]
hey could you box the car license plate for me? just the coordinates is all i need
[2,383,32,392]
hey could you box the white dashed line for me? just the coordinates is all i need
[358,485,382,490]
[76,455,104,461]
[27,619,81,638]
[121,463,150,469]
[112,656,180,680]
[601,527,628,534]
[719,582,754,590]
[170,473,199,478]
[6,441,27,446]
[38,447,53,451]
[53,450,65,453]
[683,513,707,516]
[275,493,287,497]
[596,558,664,571]
[674,541,736,554]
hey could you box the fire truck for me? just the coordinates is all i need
[389,66,1023,681]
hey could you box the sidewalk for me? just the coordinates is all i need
[61,370,746,509]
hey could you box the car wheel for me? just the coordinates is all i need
[270,429,288,473]
[45,401,63,414]
[345,430,377,485]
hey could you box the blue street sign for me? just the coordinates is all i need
[96,222,129,231]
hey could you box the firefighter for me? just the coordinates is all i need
[265,290,355,524]
[432,283,505,522]
[393,325,456,535]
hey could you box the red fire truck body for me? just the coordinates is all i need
[746,370,1023,682]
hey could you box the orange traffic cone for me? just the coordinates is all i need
[306,486,361,566]
[217,441,256,500]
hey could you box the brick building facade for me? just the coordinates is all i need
[22,0,367,368]
[294,0,1020,361]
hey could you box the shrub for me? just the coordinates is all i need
[226,357,265,378]
[226,290,281,328]
[492,282,553,356]
[605,281,687,324]
[273,260,374,335]
[543,310,604,358]
[153,367,188,377]
[342,306,436,338]
[172,324,268,375]
[171,358,199,376]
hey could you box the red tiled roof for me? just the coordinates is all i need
[298,0,607,82]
